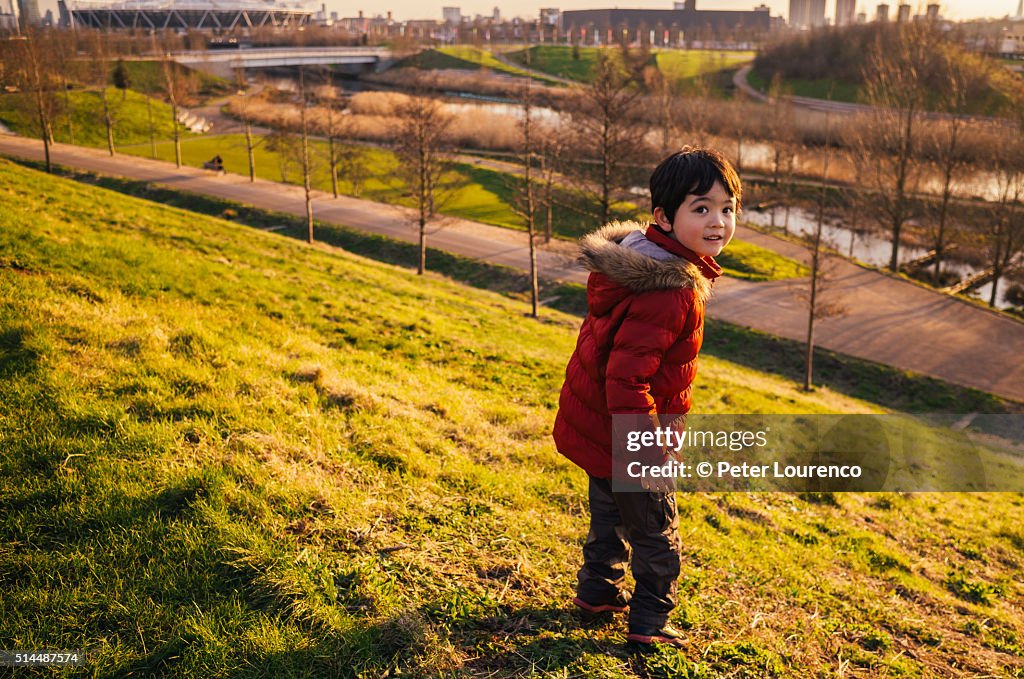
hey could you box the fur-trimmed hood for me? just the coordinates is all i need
[579,221,713,305]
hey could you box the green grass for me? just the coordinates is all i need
[654,49,754,86]
[505,45,605,82]
[746,69,862,103]
[0,88,185,149]
[395,47,561,85]
[117,60,233,100]
[505,46,754,85]
[2,158,1024,676]
[117,133,801,282]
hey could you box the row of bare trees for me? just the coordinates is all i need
[255,39,1023,310]
[1,28,199,170]
[5,27,1021,313]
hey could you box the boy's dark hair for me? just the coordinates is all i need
[650,147,742,223]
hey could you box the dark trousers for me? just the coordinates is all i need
[576,474,680,629]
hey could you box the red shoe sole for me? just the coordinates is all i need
[573,597,628,614]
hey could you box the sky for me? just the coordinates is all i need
[31,0,1024,28]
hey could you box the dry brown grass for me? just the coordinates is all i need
[227,90,526,152]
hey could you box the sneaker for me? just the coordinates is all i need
[626,623,688,649]
[572,592,630,614]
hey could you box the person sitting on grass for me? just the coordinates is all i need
[552,146,740,650]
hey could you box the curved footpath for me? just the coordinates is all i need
[2,133,1023,404]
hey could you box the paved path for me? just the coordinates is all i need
[2,133,1022,404]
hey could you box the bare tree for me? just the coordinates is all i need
[86,30,118,156]
[643,64,679,154]
[567,49,646,224]
[233,68,264,183]
[925,58,980,284]
[53,32,79,146]
[314,69,353,200]
[507,64,541,317]
[858,23,933,272]
[160,44,197,168]
[392,93,456,275]
[264,123,299,183]
[729,91,750,175]
[763,73,800,231]
[536,125,567,243]
[298,66,314,243]
[988,124,1024,308]
[799,112,847,391]
[6,29,61,173]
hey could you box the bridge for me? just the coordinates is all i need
[172,47,393,79]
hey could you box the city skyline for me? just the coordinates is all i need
[22,0,1024,26]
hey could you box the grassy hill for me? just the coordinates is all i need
[392,46,560,85]
[504,46,753,86]
[114,133,803,282]
[2,158,1023,677]
[0,88,184,149]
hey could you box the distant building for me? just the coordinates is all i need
[856,10,867,21]
[0,0,16,30]
[69,0,312,30]
[492,6,500,21]
[926,3,940,20]
[16,0,40,28]
[789,0,807,27]
[789,0,824,28]
[809,0,825,26]
[876,3,889,21]
[562,1,770,44]
[896,3,910,21]
[835,0,856,25]
[1000,25,1024,54]
[442,6,461,24]
[540,7,560,26]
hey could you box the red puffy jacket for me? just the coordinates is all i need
[552,221,722,478]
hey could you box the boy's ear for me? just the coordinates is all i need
[653,207,672,232]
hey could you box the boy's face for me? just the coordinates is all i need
[654,180,736,258]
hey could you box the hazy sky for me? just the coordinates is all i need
[33,0,1024,28]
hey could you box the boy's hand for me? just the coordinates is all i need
[641,474,676,494]
[647,414,685,492]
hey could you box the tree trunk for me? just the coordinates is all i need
[101,87,115,156]
[245,121,255,182]
[418,147,427,275]
[889,107,915,272]
[147,94,156,159]
[299,70,313,244]
[34,89,52,174]
[171,102,181,168]
[805,116,832,391]
[329,136,338,198]
[889,217,902,273]
[989,266,1001,308]
[934,189,951,284]
[63,79,74,145]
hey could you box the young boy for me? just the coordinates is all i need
[552,147,740,649]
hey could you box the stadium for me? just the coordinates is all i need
[60,0,313,30]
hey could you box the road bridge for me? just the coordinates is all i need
[172,47,393,79]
